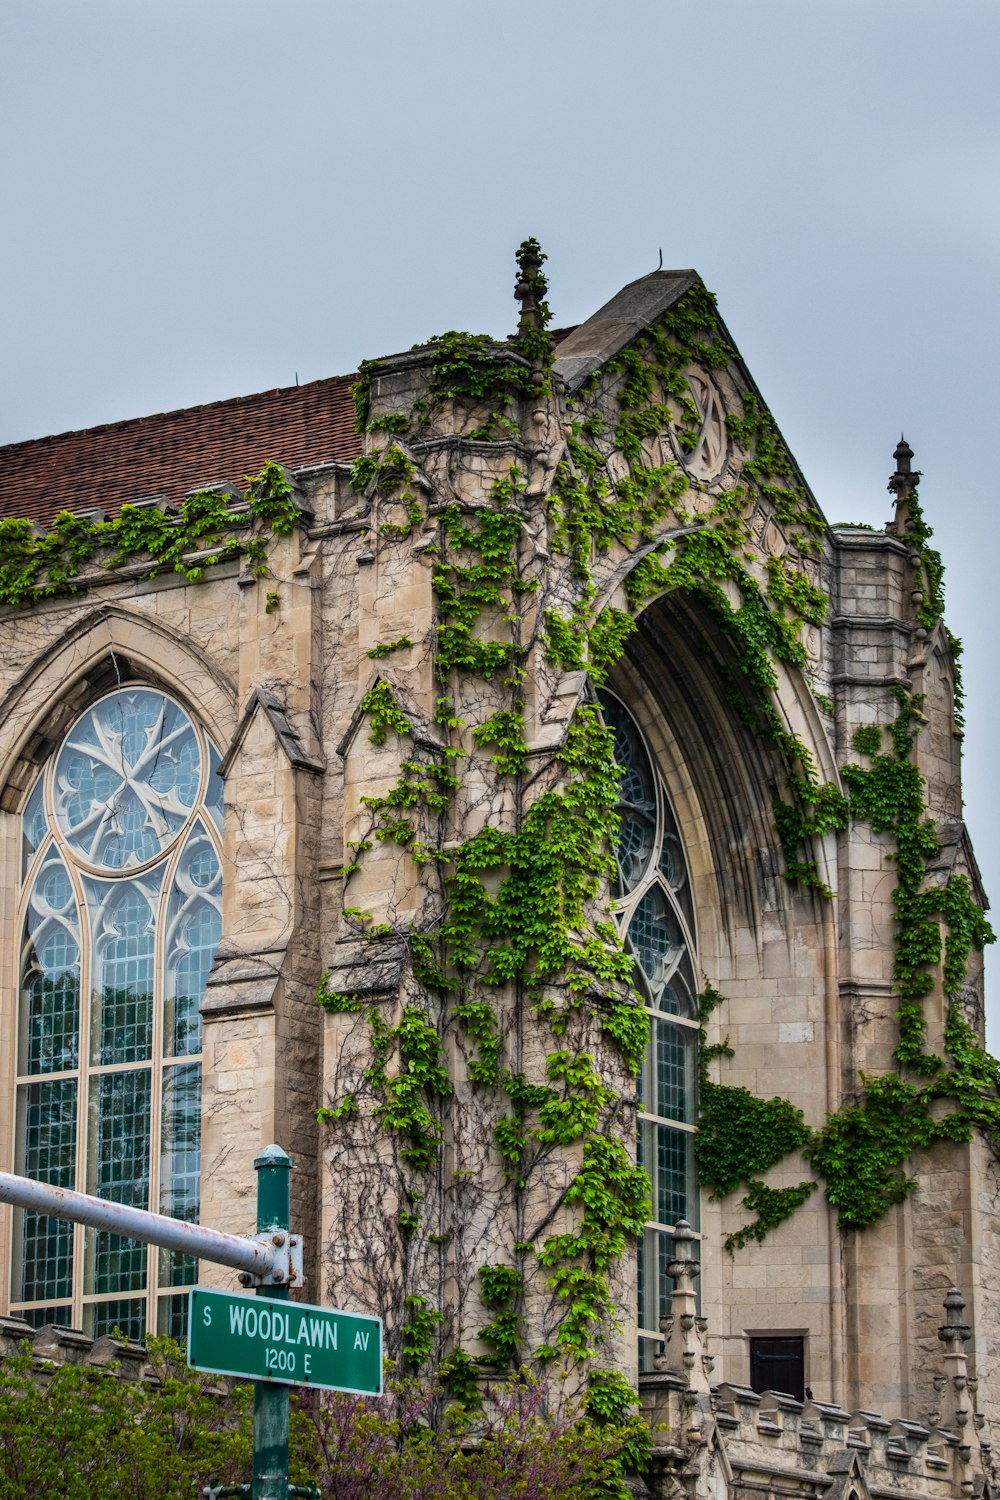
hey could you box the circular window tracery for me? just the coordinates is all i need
[53,690,203,872]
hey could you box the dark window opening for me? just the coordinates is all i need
[749,1335,805,1402]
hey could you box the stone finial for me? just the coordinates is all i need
[889,436,915,489]
[940,1285,972,1345]
[886,435,920,536]
[514,238,547,335]
[934,1286,982,1471]
[655,1219,714,1395]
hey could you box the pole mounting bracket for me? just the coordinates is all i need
[237,1231,304,1288]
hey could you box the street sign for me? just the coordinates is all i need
[188,1287,383,1395]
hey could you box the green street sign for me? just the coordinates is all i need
[188,1287,383,1394]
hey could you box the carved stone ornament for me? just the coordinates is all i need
[671,368,729,482]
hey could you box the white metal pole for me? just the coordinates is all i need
[0,1170,276,1280]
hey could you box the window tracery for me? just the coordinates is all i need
[598,690,700,1372]
[12,687,223,1340]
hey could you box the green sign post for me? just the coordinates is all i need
[187,1145,382,1500]
[188,1287,382,1394]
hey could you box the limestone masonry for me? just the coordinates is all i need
[0,249,994,1500]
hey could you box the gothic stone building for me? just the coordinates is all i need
[0,252,996,1500]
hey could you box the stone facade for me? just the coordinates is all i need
[0,256,994,1498]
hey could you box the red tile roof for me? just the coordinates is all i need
[0,330,578,529]
[0,373,361,527]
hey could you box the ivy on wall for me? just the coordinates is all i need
[803,690,996,1228]
[339,661,649,1361]
[533,276,993,1248]
[545,290,849,897]
[350,239,554,442]
[326,248,657,1409]
[0,461,301,604]
[330,241,995,1331]
[695,624,994,1244]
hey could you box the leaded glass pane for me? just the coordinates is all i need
[166,903,216,1058]
[599,694,656,812]
[628,885,687,1008]
[85,1070,152,1295]
[637,1226,673,1333]
[20,929,80,1076]
[616,811,657,895]
[34,856,75,921]
[657,1228,671,1324]
[16,1305,74,1329]
[86,1298,146,1343]
[54,690,201,870]
[640,1016,697,1124]
[659,799,695,937]
[157,1293,190,1340]
[206,743,224,828]
[639,1119,695,1228]
[164,824,222,1058]
[159,1063,201,1287]
[88,879,159,1066]
[638,1335,664,1373]
[14,1080,77,1304]
[598,691,657,895]
[21,779,48,876]
[662,950,697,1021]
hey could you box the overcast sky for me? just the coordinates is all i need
[2,0,998,1032]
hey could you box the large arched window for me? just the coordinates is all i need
[598,691,699,1372]
[13,687,223,1340]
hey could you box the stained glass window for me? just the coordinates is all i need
[598,690,700,1374]
[13,687,223,1339]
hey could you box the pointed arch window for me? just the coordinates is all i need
[13,687,223,1340]
[598,690,699,1372]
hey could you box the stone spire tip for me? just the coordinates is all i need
[514,238,548,335]
[889,436,916,494]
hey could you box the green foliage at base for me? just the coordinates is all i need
[0,1337,257,1500]
[0,1340,648,1500]
[302,1366,649,1500]
[585,1367,654,1480]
